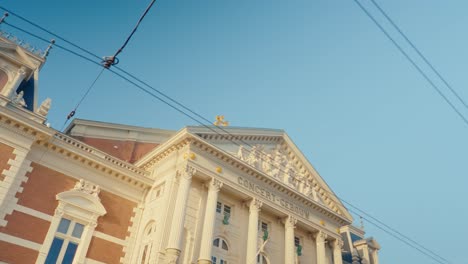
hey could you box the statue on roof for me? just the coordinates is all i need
[12,90,26,107]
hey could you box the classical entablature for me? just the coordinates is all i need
[0,106,153,192]
[136,126,353,226]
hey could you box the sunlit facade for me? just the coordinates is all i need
[0,33,380,264]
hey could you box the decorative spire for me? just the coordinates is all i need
[42,39,55,58]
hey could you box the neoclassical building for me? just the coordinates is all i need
[0,32,380,263]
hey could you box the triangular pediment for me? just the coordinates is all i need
[0,36,45,70]
[188,126,353,221]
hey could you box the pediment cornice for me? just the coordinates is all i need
[136,129,353,224]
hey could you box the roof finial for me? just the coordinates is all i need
[0,12,8,24]
[360,215,365,231]
[42,39,55,58]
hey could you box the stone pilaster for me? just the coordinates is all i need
[332,239,344,264]
[316,231,328,264]
[246,198,262,264]
[165,165,196,263]
[284,215,297,264]
[197,178,223,264]
[2,66,26,98]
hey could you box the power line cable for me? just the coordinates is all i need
[342,198,450,264]
[102,0,156,68]
[0,16,451,264]
[369,0,468,111]
[351,0,468,127]
[348,210,447,264]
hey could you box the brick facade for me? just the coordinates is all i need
[72,136,158,163]
[0,142,15,181]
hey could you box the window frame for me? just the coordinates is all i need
[36,180,106,264]
[212,237,230,264]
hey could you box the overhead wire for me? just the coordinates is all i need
[351,0,468,127]
[0,9,451,264]
[347,209,447,264]
[369,0,468,111]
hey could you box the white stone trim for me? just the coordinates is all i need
[0,232,41,251]
[14,204,52,222]
[0,147,33,227]
[36,179,107,264]
[121,203,144,263]
[85,258,107,264]
[93,231,126,247]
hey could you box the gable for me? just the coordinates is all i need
[189,126,353,221]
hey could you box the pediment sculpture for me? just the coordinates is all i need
[236,145,321,203]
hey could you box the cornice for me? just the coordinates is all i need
[190,161,345,240]
[35,133,152,189]
[0,108,152,189]
[138,130,351,225]
[189,138,351,225]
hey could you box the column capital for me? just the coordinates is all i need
[177,164,196,180]
[283,215,297,229]
[207,178,223,192]
[315,231,328,242]
[17,66,27,76]
[332,239,344,249]
[249,198,263,211]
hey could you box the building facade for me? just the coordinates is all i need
[0,33,380,263]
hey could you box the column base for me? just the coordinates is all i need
[165,248,181,264]
[197,259,212,264]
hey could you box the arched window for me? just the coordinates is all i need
[257,253,269,264]
[0,69,8,91]
[212,237,229,264]
[139,221,156,264]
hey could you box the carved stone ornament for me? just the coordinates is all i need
[316,231,328,242]
[177,165,196,180]
[332,239,344,249]
[285,215,297,229]
[11,91,27,107]
[249,198,263,211]
[73,179,101,197]
[208,178,223,191]
[54,208,64,217]
[36,98,51,117]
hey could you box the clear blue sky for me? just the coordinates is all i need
[3,0,467,263]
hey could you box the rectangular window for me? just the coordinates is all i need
[45,218,84,264]
[294,236,300,247]
[216,202,222,213]
[223,205,231,216]
[261,221,268,233]
[211,256,217,263]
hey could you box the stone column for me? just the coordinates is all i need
[316,231,328,264]
[371,248,380,264]
[165,165,196,264]
[245,198,262,264]
[197,178,223,264]
[332,239,344,264]
[2,66,26,98]
[284,215,297,264]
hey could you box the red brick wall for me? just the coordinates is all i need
[0,241,38,264]
[95,190,137,239]
[0,211,50,244]
[16,163,76,216]
[72,136,158,163]
[0,142,15,181]
[86,237,124,264]
[13,162,137,262]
